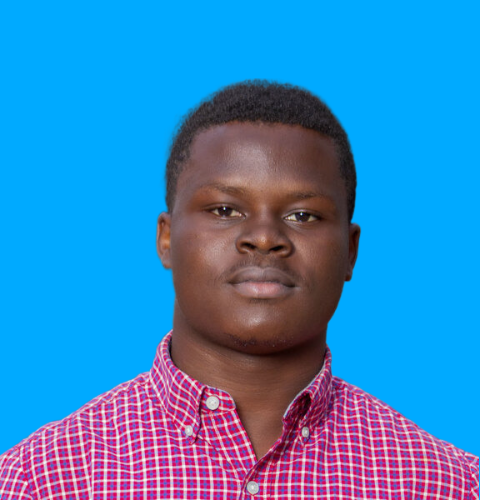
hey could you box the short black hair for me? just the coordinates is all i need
[166,80,356,221]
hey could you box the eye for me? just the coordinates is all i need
[210,206,243,218]
[284,211,319,223]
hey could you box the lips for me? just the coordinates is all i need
[229,267,296,287]
[228,266,296,299]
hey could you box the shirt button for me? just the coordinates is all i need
[246,481,259,495]
[206,396,220,410]
[184,425,193,437]
[301,426,310,438]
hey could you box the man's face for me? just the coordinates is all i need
[158,122,360,355]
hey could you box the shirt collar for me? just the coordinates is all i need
[149,331,204,437]
[149,331,333,435]
[282,346,333,432]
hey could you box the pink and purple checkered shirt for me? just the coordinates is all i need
[1,332,478,499]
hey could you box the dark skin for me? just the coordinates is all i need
[157,122,360,459]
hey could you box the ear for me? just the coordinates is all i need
[156,212,172,269]
[345,223,360,282]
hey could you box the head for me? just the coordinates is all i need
[157,82,360,358]
[166,80,356,222]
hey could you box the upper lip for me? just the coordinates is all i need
[229,266,296,287]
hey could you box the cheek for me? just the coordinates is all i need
[169,226,230,290]
[304,235,350,291]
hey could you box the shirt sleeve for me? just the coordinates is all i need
[465,451,479,500]
[0,448,33,500]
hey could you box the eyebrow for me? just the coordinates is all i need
[197,182,248,197]
[289,190,329,200]
[198,182,334,202]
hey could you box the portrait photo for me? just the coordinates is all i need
[1,1,478,498]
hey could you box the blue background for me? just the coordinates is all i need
[1,1,478,456]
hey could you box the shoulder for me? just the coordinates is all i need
[0,371,155,500]
[329,376,479,497]
[16,370,152,446]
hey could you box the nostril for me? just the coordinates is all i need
[236,224,293,256]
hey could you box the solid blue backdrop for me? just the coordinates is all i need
[1,1,478,456]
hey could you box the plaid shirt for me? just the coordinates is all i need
[1,333,478,499]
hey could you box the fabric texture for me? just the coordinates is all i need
[1,332,478,499]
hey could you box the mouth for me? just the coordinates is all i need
[228,267,296,299]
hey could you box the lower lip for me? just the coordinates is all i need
[231,281,294,299]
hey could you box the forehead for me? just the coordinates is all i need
[174,122,347,217]
[187,122,339,173]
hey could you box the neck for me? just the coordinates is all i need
[170,314,326,459]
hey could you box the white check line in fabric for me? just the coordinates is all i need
[1,331,478,499]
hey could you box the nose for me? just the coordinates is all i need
[235,217,293,257]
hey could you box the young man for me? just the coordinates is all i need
[1,82,478,499]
